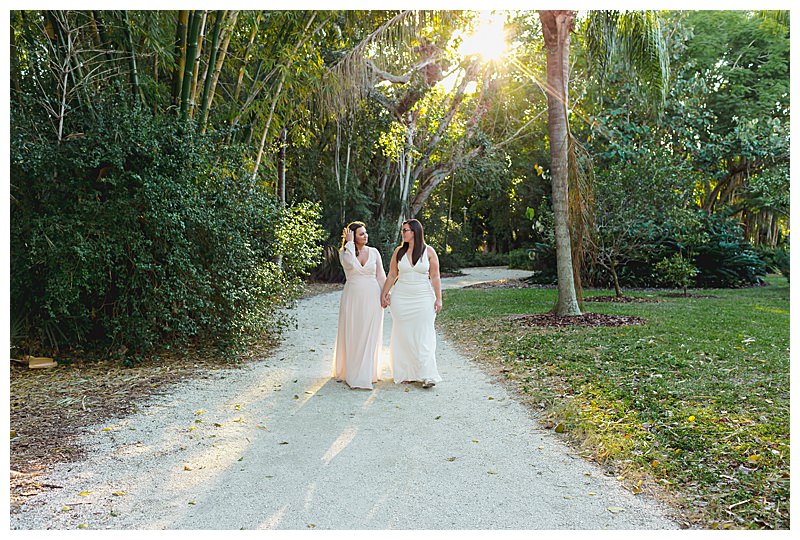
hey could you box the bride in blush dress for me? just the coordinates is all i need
[333,221,387,389]
[380,219,443,389]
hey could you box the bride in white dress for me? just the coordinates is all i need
[380,219,443,388]
[333,221,386,389]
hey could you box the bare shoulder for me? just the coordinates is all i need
[426,245,438,257]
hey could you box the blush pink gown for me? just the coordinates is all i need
[333,241,385,389]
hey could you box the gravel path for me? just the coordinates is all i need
[10,267,678,530]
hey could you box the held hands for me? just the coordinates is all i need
[381,292,391,308]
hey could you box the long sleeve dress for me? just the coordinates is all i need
[333,241,386,389]
[388,249,442,384]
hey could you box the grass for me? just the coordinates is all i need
[437,276,790,530]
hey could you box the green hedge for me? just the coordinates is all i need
[11,95,323,359]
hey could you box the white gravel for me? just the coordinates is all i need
[10,267,679,530]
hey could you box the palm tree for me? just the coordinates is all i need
[539,9,669,315]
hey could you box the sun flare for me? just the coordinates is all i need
[457,11,508,62]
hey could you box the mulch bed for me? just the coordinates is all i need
[584,295,659,303]
[508,312,647,328]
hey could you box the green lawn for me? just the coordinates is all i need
[438,276,790,530]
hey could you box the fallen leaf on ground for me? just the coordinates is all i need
[608,507,625,514]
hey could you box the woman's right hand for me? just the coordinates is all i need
[344,228,354,243]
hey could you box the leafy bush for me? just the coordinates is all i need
[467,251,510,267]
[10,94,323,358]
[508,248,536,271]
[754,244,790,282]
[653,253,698,295]
[775,247,790,282]
[692,212,766,287]
[585,211,766,289]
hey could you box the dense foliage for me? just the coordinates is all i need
[11,94,323,358]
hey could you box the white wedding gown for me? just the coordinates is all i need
[389,249,442,384]
[333,241,385,389]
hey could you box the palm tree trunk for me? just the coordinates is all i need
[540,10,581,316]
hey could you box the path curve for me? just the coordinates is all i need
[10,267,678,530]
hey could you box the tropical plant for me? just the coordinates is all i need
[653,253,698,295]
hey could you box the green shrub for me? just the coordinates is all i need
[468,251,509,267]
[775,246,790,282]
[754,244,790,282]
[693,212,766,287]
[10,94,323,358]
[508,248,536,271]
[591,211,766,289]
[653,253,698,295]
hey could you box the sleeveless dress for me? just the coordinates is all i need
[333,241,385,389]
[389,248,442,383]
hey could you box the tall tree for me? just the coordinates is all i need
[538,9,669,315]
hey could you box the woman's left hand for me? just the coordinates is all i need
[434,299,442,313]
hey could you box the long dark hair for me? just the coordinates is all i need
[341,221,366,256]
[396,219,425,266]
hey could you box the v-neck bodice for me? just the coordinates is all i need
[340,242,378,282]
[398,247,430,283]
